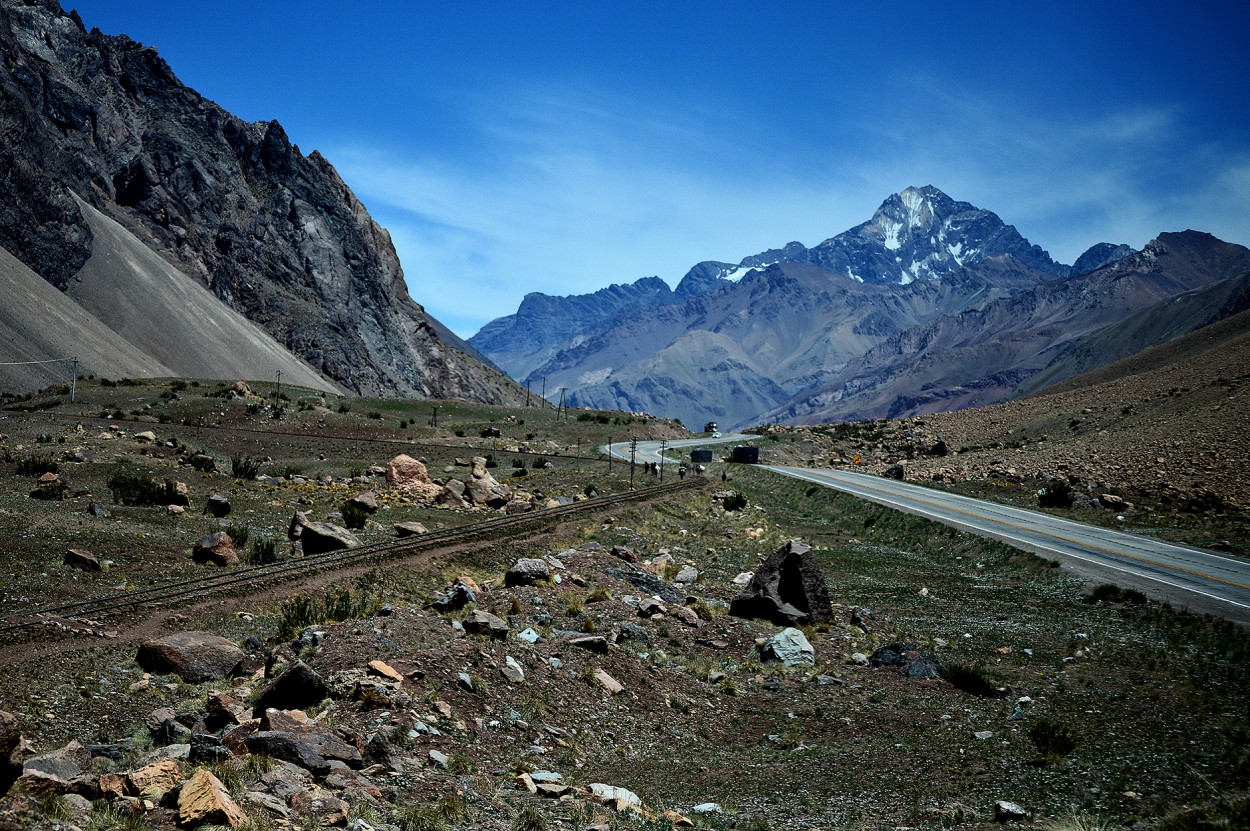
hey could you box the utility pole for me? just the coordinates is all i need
[557,387,566,420]
[275,370,282,400]
[430,405,438,428]
[608,438,612,474]
[542,376,547,408]
[659,439,667,481]
[70,357,78,403]
[629,437,638,491]
[525,380,531,408]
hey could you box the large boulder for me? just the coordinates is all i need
[15,740,91,796]
[252,661,328,715]
[762,627,815,666]
[245,729,361,776]
[386,454,442,501]
[462,610,509,639]
[299,522,361,555]
[136,632,245,683]
[729,540,833,625]
[178,767,249,828]
[505,558,550,587]
[191,531,240,567]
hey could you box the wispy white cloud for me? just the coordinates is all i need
[329,73,1250,338]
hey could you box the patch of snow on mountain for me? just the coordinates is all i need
[883,221,903,250]
[578,368,612,385]
[900,187,928,225]
[722,265,763,282]
[947,241,964,263]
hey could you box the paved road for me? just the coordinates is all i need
[611,437,1250,624]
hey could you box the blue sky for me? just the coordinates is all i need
[70,2,1250,337]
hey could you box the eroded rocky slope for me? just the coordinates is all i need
[0,1,522,402]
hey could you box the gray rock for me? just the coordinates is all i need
[692,803,723,814]
[299,522,362,555]
[462,609,509,639]
[431,580,476,612]
[673,565,700,585]
[394,521,428,537]
[348,491,378,514]
[730,540,833,625]
[516,628,540,644]
[428,749,449,769]
[501,656,525,683]
[569,635,609,654]
[191,531,240,567]
[505,558,550,587]
[994,800,1028,822]
[252,661,328,715]
[604,567,685,603]
[762,627,815,666]
[136,632,245,683]
[287,511,309,541]
[204,494,232,518]
[63,547,101,571]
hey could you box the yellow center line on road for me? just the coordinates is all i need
[778,467,1250,593]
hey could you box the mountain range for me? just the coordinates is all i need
[469,186,1250,430]
[0,0,521,403]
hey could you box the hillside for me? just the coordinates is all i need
[758,301,1250,514]
[0,1,522,402]
[764,232,1250,426]
[0,382,1246,831]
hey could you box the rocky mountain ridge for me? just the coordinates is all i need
[470,188,1249,432]
[763,231,1250,425]
[0,0,522,402]
[469,186,1107,383]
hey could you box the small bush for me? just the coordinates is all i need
[722,492,748,511]
[368,411,382,420]
[341,501,369,530]
[454,429,465,437]
[940,663,1007,698]
[1028,717,1077,762]
[107,466,180,506]
[513,805,548,831]
[15,454,59,476]
[1038,478,1075,508]
[249,537,278,565]
[1087,583,1147,605]
[231,455,262,479]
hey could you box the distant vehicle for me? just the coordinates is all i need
[711,431,721,438]
[704,421,718,434]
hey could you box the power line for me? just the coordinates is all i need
[0,358,76,366]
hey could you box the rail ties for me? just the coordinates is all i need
[0,479,702,637]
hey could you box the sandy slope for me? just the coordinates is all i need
[0,243,172,391]
[64,197,340,394]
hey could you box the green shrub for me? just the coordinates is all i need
[249,537,277,565]
[1028,717,1077,762]
[513,805,548,831]
[107,466,179,506]
[1087,583,1147,605]
[231,455,262,479]
[341,501,369,530]
[1038,478,1075,508]
[940,663,1006,698]
[15,454,59,476]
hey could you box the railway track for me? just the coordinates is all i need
[0,478,703,642]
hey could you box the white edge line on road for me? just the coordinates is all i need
[768,466,1250,611]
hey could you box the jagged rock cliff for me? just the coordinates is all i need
[0,0,522,402]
